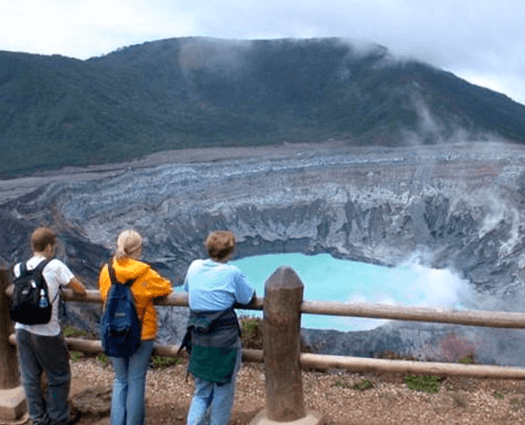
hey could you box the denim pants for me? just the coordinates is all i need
[109,339,154,425]
[16,329,71,425]
[187,348,242,425]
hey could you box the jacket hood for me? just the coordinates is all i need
[111,257,150,282]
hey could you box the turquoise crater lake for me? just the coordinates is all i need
[231,253,470,332]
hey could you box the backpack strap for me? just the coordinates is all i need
[107,260,135,286]
[33,259,50,281]
[17,258,48,277]
[21,258,60,304]
[105,259,145,320]
[34,259,61,304]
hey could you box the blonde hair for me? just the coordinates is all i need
[115,229,142,260]
[205,231,236,261]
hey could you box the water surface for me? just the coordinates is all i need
[232,253,469,331]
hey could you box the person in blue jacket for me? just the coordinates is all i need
[183,230,255,425]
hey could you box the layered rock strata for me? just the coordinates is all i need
[1,142,525,363]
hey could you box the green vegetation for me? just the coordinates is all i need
[2,37,525,177]
[238,315,312,354]
[353,379,374,391]
[333,380,350,388]
[63,326,89,338]
[511,397,525,411]
[240,316,263,350]
[404,375,442,393]
[62,325,182,369]
[458,354,474,365]
[70,351,83,363]
[493,391,504,400]
[332,378,374,391]
[451,393,469,408]
[150,355,181,369]
[97,353,109,366]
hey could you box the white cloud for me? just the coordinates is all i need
[455,70,525,105]
[1,0,195,58]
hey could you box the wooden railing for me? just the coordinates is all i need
[3,265,525,423]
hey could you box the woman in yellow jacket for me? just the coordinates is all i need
[99,229,172,425]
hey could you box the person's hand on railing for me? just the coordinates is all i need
[68,277,87,297]
[233,293,263,310]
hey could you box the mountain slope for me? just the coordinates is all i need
[1,37,525,176]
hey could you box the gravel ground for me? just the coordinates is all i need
[4,355,525,425]
[61,356,525,425]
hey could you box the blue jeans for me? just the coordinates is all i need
[16,329,71,425]
[109,340,154,425]
[187,348,242,425]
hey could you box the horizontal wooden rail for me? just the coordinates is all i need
[17,288,523,329]
[7,334,524,380]
[301,300,525,329]
[298,353,525,380]
[5,334,265,363]
[4,264,525,424]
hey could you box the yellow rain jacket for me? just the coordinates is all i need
[99,258,172,341]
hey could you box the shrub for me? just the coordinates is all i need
[333,380,350,388]
[353,379,374,391]
[458,353,474,365]
[240,316,263,350]
[63,326,89,338]
[97,353,109,367]
[404,375,442,393]
[151,355,181,369]
[239,315,313,354]
[70,351,83,363]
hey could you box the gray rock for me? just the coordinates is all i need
[2,142,525,364]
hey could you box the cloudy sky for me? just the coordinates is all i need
[3,0,525,105]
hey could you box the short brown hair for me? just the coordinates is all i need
[205,231,235,261]
[31,227,56,253]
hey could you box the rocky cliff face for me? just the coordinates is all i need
[2,141,525,363]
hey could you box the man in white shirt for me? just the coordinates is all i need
[14,227,86,425]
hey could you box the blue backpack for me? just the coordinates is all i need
[100,261,142,357]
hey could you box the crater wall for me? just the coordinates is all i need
[2,142,525,362]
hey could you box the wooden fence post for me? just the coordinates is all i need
[0,266,19,389]
[251,266,323,425]
[0,265,27,421]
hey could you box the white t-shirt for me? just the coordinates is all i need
[14,256,75,337]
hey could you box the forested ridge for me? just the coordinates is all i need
[2,36,525,177]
